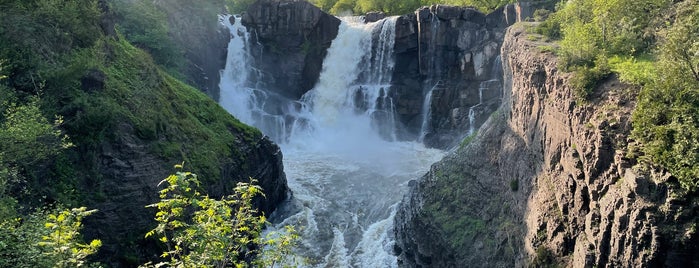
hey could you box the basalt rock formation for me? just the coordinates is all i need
[393,23,699,267]
[391,5,509,148]
[241,0,341,100]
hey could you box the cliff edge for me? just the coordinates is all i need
[394,23,698,267]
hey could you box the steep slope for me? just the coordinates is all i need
[0,1,288,266]
[394,23,698,267]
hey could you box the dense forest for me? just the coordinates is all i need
[0,0,697,267]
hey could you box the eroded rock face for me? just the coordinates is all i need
[84,125,287,267]
[241,0,340,99]
[394,24,699,267]
[392,5,510,148]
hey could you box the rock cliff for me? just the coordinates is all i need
[394,23,699,267]
[391,5,508,147]
[242,0,340,99]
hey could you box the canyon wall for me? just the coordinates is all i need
[393,23,699,267]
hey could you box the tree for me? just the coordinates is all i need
[39,207,102,268]
[632,1,699,192]
[142,165,300,267]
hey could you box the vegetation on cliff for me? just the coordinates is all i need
[536,0,699,193]
[0,0,288,265]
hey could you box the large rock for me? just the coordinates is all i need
[391,5,512,148]
[242,0,341,99]
[394,23,699,267]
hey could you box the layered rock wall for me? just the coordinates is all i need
[392,5,509,147]
[394,23,698,267]
[242,0,340,99]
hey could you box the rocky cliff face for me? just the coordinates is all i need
[241,0,340,99]
[391,5,508,147]
[394,23,698,267]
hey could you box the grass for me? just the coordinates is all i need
[99,36,261,181]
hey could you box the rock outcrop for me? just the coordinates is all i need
[391,5,510,148]
[394,23,699,267]
[242,0,341,99]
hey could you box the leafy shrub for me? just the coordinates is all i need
[143,165,300,267]
[569,55,611,101]
[632,1,699,192]
[531,246,558,268]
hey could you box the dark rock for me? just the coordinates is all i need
[391,5,507,148]
[363,11,386,23]
[81,69,105,92]
[433,5,463,20]
[462,8,485,24]
[485,6,508,28]
[242,0,341,100]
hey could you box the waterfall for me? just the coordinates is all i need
[219,15,445,267]
[282,16,402,152]
[219,14,254,124]
[219,15,293,142]
[417,11,442,142]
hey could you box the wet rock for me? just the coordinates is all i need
[242,0,341,99]
[363,11,386,23]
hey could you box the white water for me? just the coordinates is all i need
[219,15,444,267]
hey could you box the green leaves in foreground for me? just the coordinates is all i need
[631,1,699,192]
[143,165,300,268]
[39,207,102,268]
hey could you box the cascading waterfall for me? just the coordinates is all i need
[219,15,444,267]
[417,11,442,142]
[219,15,293,142]
[219,14,254,124]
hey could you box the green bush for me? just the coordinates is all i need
[569,55,611,102]
[143,166,300,267]
[111,0,184,73]
[631,1,699,192]
[531,246,558,268]
[608,55,656,86]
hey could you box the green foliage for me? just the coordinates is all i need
[0,209,53,268]
[632,1,699,192]
[111,0,184,73]
[537,0,671,101]
[0,207,100,268]
[39,207,102,268]
[608,55,656,86]
[0,98,71,165]
[531,246,558,268]
[509,179,519,192]
[0,0,101,93]
[143,166,299,267]
[459,131,477,150]
[569,55,611,102]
